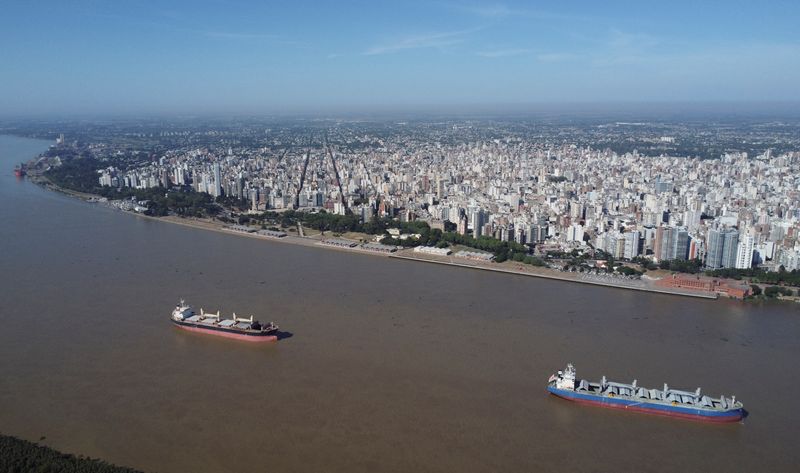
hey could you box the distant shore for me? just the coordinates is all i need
[28,174,722,300]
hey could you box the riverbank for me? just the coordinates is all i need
[29,175,725,300]
[389,254,720,299]
[27,171,100,200]
[0,434,143,473]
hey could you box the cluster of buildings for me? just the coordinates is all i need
[94,127,800,272]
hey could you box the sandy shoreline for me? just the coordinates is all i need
[31,176,719,300]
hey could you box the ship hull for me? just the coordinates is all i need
[172,320,278,342]
[548,386,743,423]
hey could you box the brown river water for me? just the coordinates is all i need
[1,135,799,472]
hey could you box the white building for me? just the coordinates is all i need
[624,231,641,259]
[566,224,584,242]
[735,235,755,269]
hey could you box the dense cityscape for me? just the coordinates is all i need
[13,117,800,286]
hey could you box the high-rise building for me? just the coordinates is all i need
[624,231,641,259]
[654,177,673,194]
[566,224,584,242]
[653,226,665,260]
[671,227,690,261]
[529,224,548,242]
[658,226,674,261]
[721,230,739,268]
[359,204,374,223]
[212,162,222,198]
[684,209,703,232]
[654,225,689,261]
[470,209,485,238]
[735,235,755,269]
[706,228,740,269]
[457,211,468,236]
[612,235,626,259]
[706,229,723,269]
[688,236,703,260]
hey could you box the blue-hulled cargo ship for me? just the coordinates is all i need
[547,364,744,423]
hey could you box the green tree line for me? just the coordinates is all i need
[707,267,800,287]
[0,434,144,473]
[46,157,221,217]
[46,157,546,263]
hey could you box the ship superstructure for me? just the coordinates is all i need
[171,300,279,342]
[547,364,744,422]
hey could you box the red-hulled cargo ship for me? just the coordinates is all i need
[171,300,279,342]
[14,164,26,177]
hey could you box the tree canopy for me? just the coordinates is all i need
[0,434,144,473]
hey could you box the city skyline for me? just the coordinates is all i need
[2,1,800,116]
[5,2,800,472]
[27,116,800,283]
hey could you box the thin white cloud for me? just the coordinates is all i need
[363,28,479,55]
[589,29,663,66]
[456,3,598,22]
[537,53,579,62]
[477,48,531,58]
[204,31,280,40]
[464,4,514,18]
[607,28,659,50]
[203,31,309,49]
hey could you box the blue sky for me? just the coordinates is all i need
[2,0,799,116]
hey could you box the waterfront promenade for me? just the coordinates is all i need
[27,172,724,300]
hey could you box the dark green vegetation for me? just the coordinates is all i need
[42,154,534,262]
[746,284,795,300]
[616,265,643,276]
[44,157,221,217]
[40,154,538,264]
[706,267,800,288]
[262,210,365,234]
[0,434,143,473]
[257,211,531,261]
[764,286,795,298]
[509,253,548,266]
[628,257,704,273]
[140,190,220,218]
[438,232,526,263]
[43,156,106,195]
[660,259,704,273]
[557,250,642,276]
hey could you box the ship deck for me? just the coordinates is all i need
[573,379,736,411]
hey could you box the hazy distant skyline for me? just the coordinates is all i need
[2,1,800,116]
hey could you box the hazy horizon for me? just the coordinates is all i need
[3,101,800,122]
[2,1,800,117]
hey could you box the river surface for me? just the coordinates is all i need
[1,135,799,472]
